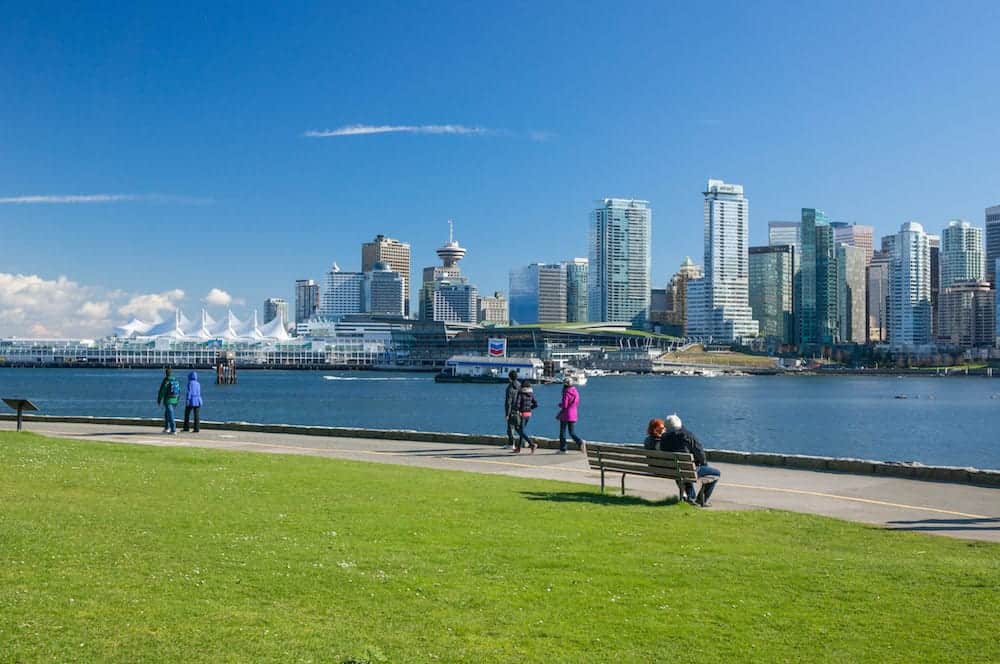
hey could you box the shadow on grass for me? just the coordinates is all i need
[887,517,1000,532]
[520,490,680,507]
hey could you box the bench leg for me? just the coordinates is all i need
[620,473,626,496]
[600,468,605,493]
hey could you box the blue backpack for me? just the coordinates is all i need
[167,378,180,399]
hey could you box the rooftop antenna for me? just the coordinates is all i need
[448,219,454,243]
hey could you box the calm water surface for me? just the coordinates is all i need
[1,368,998,469]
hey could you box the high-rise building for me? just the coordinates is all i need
[688,180,758,341]
[986,205,1000,287]
[294,279,320,324]
[889,222,932,348]
[563,258,589,323]
[928,234,940,338]
[748,245,794,343]
[938,280,994,348]
[478,292,509,325]
[320,263,364,320]
[837,244,866,343]
[362,235,412,316]
[768,221,801,257]
[361,262,405,316]
[509,263,567,324]
[588,198,651,326]
[432,282,478,323]
[832,223,874,265]
[666,257,702,335]
[940,220,984,288]
[263,298,288,326]
[419,223,478,324]
[799,208,838,345]
[867,251,891,343]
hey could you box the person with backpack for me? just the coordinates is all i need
[156,367,180,434]
[512,379,538,453]
[182,371,203,433]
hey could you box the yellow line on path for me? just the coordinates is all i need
[34,428,995,520]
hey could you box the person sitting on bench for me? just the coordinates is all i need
[659,414,721,506]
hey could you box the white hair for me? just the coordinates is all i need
[665,414,682,431]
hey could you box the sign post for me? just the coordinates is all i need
[2,398,39,432]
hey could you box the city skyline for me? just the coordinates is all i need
[2,3,1000,337]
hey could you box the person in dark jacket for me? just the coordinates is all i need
[182,371,203,433]
[155,367,180,434]
[503,370,520,448]
[659,414,721,506]
[512,379,538,453]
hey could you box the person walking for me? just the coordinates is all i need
[182,371,203,433]
[503,370,521,449]
[156,367,180,435]
[556,378,585,453]
[512,379,538,453]
[659,414,721,506]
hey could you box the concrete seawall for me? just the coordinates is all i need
[3,413,998,487]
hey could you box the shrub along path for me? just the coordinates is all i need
[1,431,998,662]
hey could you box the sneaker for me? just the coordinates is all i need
[530,443,537,454]
[556,449,567,454]
[167,431,177,436]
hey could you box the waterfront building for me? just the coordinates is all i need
[509,263,567,324]
[889,222,932,348]
[867,251,891,343]
[419,223,478,323]
[692,179,758,341]
[294,279,320,325]
[748,245,794,343]
[432,282,478,324]
[832,223,874,265]
[938,280,995,348]
[987,205,1000,287]
[263,298,288,326]
[940,220,985,288]
[361,262,406,316]
[564,258,589,323]
[665,257,702,335]
[836,244,866,343]
[362,235,411,317]
[588,198,651,326]
[929,234,940,338]
[799,208,838,345]
[320,264,364,320]
[478,292,509,325]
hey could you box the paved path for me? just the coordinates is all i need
[5,420,999,542]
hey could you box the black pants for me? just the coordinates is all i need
[183,405,200,432]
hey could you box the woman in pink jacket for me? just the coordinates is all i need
[556,378,585,453]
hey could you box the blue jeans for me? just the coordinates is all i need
[515,415,533,450]
[163,404,176,433]
[695,464,721,503]
[559,421,583,451]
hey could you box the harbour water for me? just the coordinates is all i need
[1,368,998,470]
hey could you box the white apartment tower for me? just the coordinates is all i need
[889,222,932,347]
[940,219,984,288]
[588,199,651,326]
[690,179,758,341]
[320,263,364,320]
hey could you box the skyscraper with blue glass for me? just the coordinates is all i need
[588,199,651,326]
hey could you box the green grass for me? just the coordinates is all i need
[1,432,997,663]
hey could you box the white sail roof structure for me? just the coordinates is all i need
[258,310,291,340]
[192,310,218,339]
[144,310,192,339]
[114,317,156,338]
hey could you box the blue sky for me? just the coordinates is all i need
[2,1,999,335]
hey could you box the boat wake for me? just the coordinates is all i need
[322,375,429,381]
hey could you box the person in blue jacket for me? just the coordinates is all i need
[182,371,203,433]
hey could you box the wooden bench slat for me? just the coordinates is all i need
[587,451,696,471]
[592,460,698,481]
[586,445,694,462]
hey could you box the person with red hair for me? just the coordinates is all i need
[644,418,665,449]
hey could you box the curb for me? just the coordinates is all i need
[3,413,998,487]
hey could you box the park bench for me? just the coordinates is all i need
[585,442,705,500]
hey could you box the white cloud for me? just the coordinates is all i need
[0,193,213,205]
[0,273,111,337]
[117,289,185,321]
[78,301,111,320]
[304,124,491,138]
[203,288,233,307]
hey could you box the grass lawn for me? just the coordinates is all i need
[1,432,998,663]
